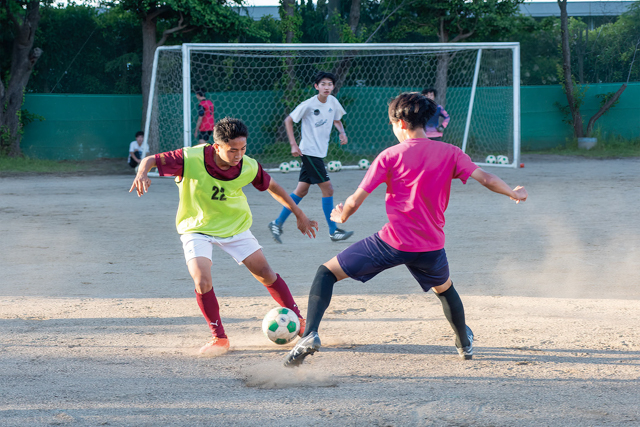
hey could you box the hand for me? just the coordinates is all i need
[129,173,151,197]
[339,133,348,145]
[436,125,444,133]
[296,214,318,239]
[330,203,344,223]
[291,145,302,157]
[510,186,528,204]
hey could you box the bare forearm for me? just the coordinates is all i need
[138,156,157,175]
[268,180,303,216]
[281,117,294,144]
[477,173,515,198]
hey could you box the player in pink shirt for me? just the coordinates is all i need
[285,92,528,367]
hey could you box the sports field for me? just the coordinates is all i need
[1,154,639,426]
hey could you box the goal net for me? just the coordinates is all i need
[144,43,520,169]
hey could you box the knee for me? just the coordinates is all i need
[258,267,278,285]
[193,276,213,294]
[295,187,309,198]
[322,185,334,197]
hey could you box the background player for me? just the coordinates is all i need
[268,71,354,244]
[127,131,148,169]
[421,88,450,141]
[130,117,318,356]
[195,89,214,145]
[284,92,528,367]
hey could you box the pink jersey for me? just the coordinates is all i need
[359,138,478,252]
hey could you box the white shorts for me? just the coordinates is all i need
[180,230,262,265]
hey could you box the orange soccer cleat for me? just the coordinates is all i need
[298,318,306,337]
[199,337,230,356]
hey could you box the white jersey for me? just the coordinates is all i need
[289,95,346,158]
[128,140,149,162]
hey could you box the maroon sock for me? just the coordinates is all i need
[195,289,227,339]
[265,274,302,318]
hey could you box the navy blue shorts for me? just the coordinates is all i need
[299,155,330,184]
[336,233,450,292]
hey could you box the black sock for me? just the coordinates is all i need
[303,265,337,337]
[435,284,469,348]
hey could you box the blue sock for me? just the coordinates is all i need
[322,196,337,234]
[275,193,303,226]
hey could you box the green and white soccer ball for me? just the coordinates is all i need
[327,160,342,172]
[279,162,291,173]
[289,159,300,168]
[485,155,497,164]
[262,307,300,345]
[497,155,509,165]
[358,158,370,170]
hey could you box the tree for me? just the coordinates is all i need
[557,0,639,138]
[27,4,142,94]
[388,0,522,105]
[116,0,251,130]
[0,0,43,157]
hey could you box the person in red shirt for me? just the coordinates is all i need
[195,89,215,145]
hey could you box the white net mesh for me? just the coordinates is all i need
[146,44,518,167]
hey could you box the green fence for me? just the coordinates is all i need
[521,82,640,150]
[21,94,143,161]
[21,83,640,160]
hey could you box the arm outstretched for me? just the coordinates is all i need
[470,168,527,203]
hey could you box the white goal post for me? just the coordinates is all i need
[144,43,520,169]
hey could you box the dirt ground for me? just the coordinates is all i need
[1,154,639,426]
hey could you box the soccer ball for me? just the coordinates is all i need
[497,155,509,165]
[358,159,370,170]
[485,155,497,164]
[289,160,300,168]
[279,162,290,173]
[262,307,300,345]
[327,160,342,172]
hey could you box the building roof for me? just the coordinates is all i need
[519,1,634,17]
[236,2,634,21]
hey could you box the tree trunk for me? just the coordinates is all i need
[435,20,450,106]
[279,0,298,143]
[327,0,340,43]
[0,1,42,157]
[141,16,157,135]
[586,84,627,136]
[332,0,362,92]
[558,0,584,138]
[349,0,360,35]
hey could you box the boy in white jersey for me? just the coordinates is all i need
[130,117,318,356]
[268,72,354,244]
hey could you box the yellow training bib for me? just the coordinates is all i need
[175,145,259,237]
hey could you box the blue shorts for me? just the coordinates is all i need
[336,233,450,292]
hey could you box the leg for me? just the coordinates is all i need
[318,180,353,241]
[283,257,346,367]
[181,234,229,355]
[303,257,348,336]
[242,249,302,318]
[269,182,310,243]
[433,279,473,358]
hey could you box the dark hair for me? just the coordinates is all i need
[213,117,248,144]
[314,71,337,86]
[135,131,144,138]
[421,87,437,97]
[388,92,437,130]
[195,89,205,97]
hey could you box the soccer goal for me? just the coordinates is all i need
[144,43,520,169]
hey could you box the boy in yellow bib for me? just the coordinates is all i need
[130,117,318,355]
